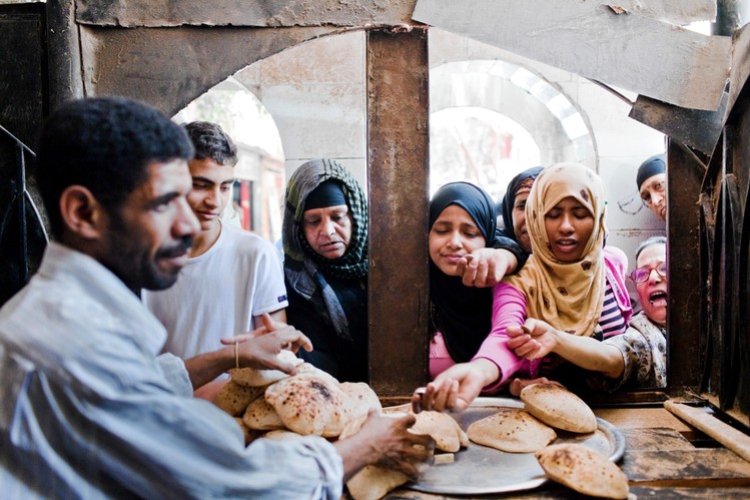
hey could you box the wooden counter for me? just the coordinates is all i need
[386,406,750,499]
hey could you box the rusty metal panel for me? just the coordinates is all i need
[667,141,704,390]
[629,93,728,156]
[366,28,429,396]
[76,0,416,28]
[80,25,335,117]
[413,0,731,111]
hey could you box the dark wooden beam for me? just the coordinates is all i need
[667,140,705,390]
[366,28,429,396]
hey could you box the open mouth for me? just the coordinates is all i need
[648,290,668,307]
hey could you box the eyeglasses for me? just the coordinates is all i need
[629,262,667,283]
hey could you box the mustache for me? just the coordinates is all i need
[156,237,193,259]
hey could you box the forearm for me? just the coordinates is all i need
[333,435,374,481]
[552,331,625,379]
[495,248,518,275]
[183,346,234,389]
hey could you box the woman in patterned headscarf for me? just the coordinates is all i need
[418,164,631,411]
[282,159,369,382]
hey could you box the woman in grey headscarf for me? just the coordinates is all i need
[282,159,369,382]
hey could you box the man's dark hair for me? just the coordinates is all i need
[184,121,238,167]
[36,97,194,238]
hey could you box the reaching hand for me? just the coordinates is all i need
[354,411,435,480]
[413,360,498,412]
[455,248,508,288]
[509,376,552,397]
[506,318,559,360]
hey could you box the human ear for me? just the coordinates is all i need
[58,185,106,239]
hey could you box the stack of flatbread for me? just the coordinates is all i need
[213,350,381,441]
[214,352,440,500]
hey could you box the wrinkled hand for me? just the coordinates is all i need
[357,411,435,480]
[506,318,559,360]
[455,248,509,288]
[220,314,312,372]
[413,362,493,412]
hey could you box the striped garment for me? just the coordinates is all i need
[599,279,628,338]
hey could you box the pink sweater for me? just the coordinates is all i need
[475,246,632,392]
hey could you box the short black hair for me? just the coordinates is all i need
[184,121,238,167]
[635,235,667,263]
[36,97,194,238]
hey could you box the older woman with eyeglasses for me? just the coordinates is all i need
[506,236,668,390]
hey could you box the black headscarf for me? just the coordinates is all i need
[500,166,544,240]
[429,182,499,363]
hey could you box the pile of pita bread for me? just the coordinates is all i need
[213,350,380,440]
[213,351,467,499]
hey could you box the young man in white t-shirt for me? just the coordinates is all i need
[142,122,288,396]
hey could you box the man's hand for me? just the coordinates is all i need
[220,314,313,372]
[335,411,435,481]
[506,318,559,360]
[412,359,499,412]
[455,248,515,288]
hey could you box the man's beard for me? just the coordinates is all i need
[103,220,193,292]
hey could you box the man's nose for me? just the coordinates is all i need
[176,198,200,236]
[651,191,664,206]
[205,188,220,207]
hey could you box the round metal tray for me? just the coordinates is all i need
[404,397,626,495]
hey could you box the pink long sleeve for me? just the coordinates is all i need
[472,282,540,392]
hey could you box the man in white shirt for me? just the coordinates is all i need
[142,122,287,397]
[0,97,432,499]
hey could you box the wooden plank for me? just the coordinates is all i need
[621,428,696,452]
[366,28,429,396]
[622,448,750,483]
[79,25,334,117]
[631,486,750,498]
[412,0,731,111]
[76,0,416,28]
[594,408,693,432]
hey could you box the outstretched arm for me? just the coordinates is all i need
[506,318,624,379]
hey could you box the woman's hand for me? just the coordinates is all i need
[412,359,499,412]
[506,318,560,360]
[456,248,516,288]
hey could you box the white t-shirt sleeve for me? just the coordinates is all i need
[249,237,289,317]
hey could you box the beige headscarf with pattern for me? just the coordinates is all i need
[505,163,607,337]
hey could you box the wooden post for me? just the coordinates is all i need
[366,28,429,396]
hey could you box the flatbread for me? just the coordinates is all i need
[409,411,464,453]
[346,465,410,500]
[520,382,597,433]
[213,380,265,416]
[291,362,341,385]
[263,429,304,440]
[467,408,557,453]
[230,350,303,387]
[340,382,382,422]
[242,395,285,430]
[265,373,347,437]
[233,418,262,446]
[535,443,629,499]
[339,413,410,500]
